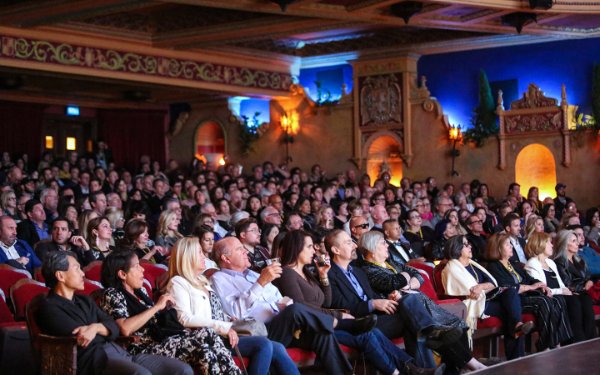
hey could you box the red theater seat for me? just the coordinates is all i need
[83,261,103,283]
[0,265,31,298]
[10,279,49,321]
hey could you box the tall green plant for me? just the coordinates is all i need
[464,69,498,147]
[592,63,600,128]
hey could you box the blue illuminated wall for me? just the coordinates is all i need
[418,37,600,128]
[299,64,353,103]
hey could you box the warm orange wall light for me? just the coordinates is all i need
[515,144,556,200]
[280,111,299,135]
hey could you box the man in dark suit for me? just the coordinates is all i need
[17,199,50,249]
[326,229,462,369]
[503,213,527,264]
[383,219,424,266]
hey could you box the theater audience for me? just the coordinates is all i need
[274,230,437,375]
[37,251,192,375]
[99,250,235,375]
[485,233,572,351]
[525,231,596,343]
[357,231,485,374]
[3,147,600,374]
[442,235,533,359]
[209,236,349,374]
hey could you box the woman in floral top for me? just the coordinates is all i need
[99,250,241,375]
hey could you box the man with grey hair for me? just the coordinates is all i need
[430,196,453,228]
[40,187,59,226]
[36,251,192,375]
[260,206,282,227]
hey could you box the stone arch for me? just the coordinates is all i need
[364,131,404,186]
[515,143,557,201]
[194,120,226,168]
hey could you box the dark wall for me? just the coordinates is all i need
[0,101,45,162]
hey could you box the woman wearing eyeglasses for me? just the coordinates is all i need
[485,233,572,351]
[442,235,533,359]
[403,209,435,258]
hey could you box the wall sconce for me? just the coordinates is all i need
[448,125,461,177]
[280,111,299,162]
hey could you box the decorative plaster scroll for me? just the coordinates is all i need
[359,74,402,127]
[0,35,293,92]
[510,83,557,109]
[504,110,563,133]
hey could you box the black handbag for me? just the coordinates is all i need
[151,307,185,341]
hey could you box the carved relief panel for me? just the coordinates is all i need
[359,73,403,128]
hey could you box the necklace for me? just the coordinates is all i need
[503,261,522,283]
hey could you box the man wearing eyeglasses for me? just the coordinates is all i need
[235,218,271,272]
[465,214,487,261]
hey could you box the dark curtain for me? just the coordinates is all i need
[97,109,168,172]
[0,101,45,162]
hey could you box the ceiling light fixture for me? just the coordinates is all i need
[501,12,537,34]
[390,1,424,24]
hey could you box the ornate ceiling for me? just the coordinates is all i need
[0,0,598,105]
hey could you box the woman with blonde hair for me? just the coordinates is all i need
[155,209,184,250]
[167,237,300,375]
[524,214,544,241]
[526,231,595,343]
[314,204,334,231]
[105,206,125,245]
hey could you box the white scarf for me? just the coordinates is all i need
[442,259,498,346]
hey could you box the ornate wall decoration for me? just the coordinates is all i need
[504,110,563,133]
[510,83,558,109]
[359,73,402,127]
[497,83,571,170]
[0,35,293,92]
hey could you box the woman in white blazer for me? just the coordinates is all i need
[525,232,595,343]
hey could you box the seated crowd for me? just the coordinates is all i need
[0,149,599,375]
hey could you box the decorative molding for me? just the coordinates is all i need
[0,35,293,93]
[359,74,403,127]
[497,83,571,169]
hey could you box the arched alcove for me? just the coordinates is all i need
[194,120,225,168]
[515,144,557,200]
[365,134,403,186]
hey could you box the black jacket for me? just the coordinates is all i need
[17,219,43,248]
[555,256,591,293]
[36,291,120,375]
